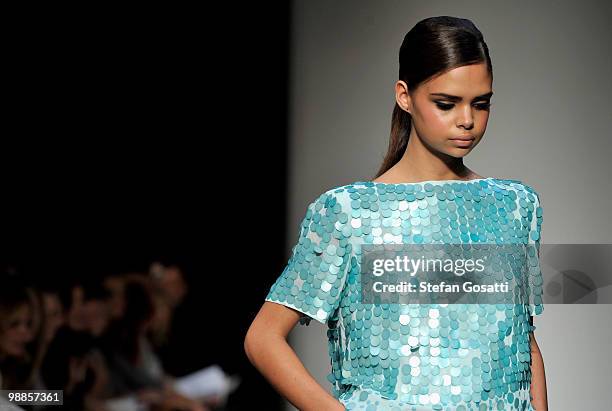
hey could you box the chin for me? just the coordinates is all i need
[6,347,26,357]
[443,149,471,158]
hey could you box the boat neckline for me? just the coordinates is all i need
[364,177,495,185]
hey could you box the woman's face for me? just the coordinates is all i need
[104,276,126,319]
[398,62,493,158]
[42,292,65,343]
[0,304,33,357]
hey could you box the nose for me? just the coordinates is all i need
[456,106,474,129]
[19,324,33,342]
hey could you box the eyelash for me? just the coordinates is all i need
[435,102,492,111]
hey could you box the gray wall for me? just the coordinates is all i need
[283,1,612,409]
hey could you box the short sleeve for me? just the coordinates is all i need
[265,190,352,326]
[526,190,544,318]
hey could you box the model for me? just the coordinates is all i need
[245,15,548,411]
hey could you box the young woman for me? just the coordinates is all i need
[245,16,548,411]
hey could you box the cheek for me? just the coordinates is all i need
[413,109,453,146]
[478,112,490,128]
[419,107,452,132]
[0,331,17,346]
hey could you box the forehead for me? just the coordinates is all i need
[6,304,30,320]
[420,63,492,96]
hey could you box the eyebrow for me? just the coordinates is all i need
[429,91,493,102]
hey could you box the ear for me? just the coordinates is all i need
[395,80,412,114]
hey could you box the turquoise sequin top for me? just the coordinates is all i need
[265,177,544,411]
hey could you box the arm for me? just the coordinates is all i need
[244,302,345,411]
[529,317,548,410]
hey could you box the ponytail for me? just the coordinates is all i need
[373,102,411,178]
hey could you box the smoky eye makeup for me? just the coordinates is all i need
[434,101,492,111]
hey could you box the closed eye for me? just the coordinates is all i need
[435,102,492,111]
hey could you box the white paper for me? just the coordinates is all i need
[173,364,237,400]
[104,395,148,411]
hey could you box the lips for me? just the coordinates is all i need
[451,135,475,141]
[450,137,475,148]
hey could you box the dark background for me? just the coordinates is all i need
[2,4,291,410]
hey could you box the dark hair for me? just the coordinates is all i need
[40,326,94,387]
[374,16,493,178]
[0,279,33,390]
[0,280,31,323]
[81,276,111,302]
[103,277,154,364]
[0,279,32,344]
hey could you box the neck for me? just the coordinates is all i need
[392,131,472,181]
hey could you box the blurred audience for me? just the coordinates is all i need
[0,266,238,411]
[0,280,35,391]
